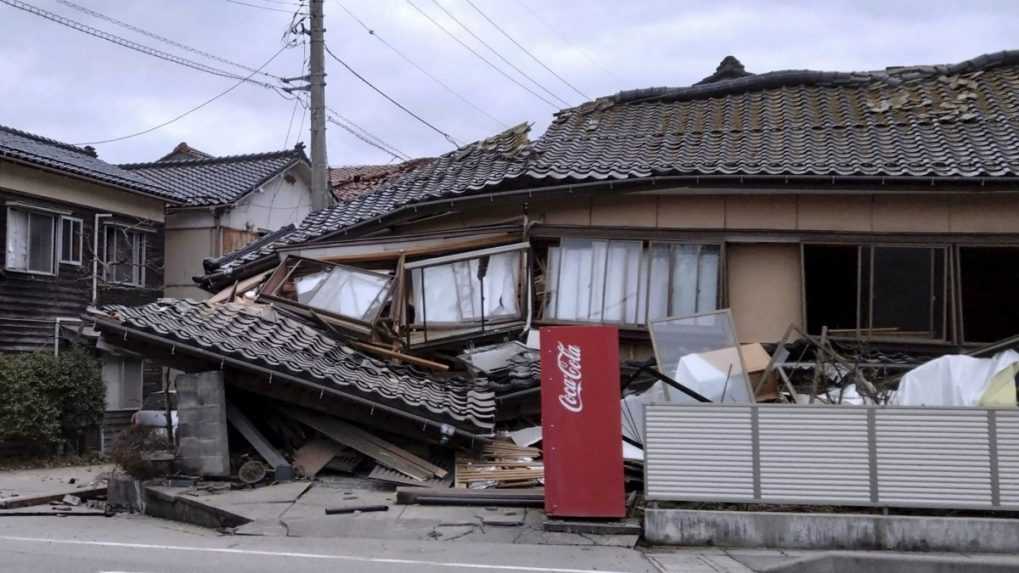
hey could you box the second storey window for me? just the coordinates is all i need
[544,238,721,326]
[104,225,146,286]
[5,207,56,274]
[60,217,83,265]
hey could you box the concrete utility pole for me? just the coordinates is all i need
[308,0,331,209]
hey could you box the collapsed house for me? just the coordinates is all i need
[88,51,1019,496]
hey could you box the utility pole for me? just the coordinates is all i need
[308,0,331,210]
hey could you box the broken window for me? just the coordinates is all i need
[5,207,56,274]
[544,238,719,326]
[648,309,754,403]
[803,244,946,339]
[261,257,392,329]
[960,246,1019,343]
[403,243,528,344]
[104,225,146,286]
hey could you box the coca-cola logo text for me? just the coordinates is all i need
[556,341,583,413]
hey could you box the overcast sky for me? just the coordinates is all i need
[1,0,1017,166]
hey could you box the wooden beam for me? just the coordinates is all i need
[283,407,446,481]
[226,403,293,480]
[349,341,449,371]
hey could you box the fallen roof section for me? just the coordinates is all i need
[92,299,495,435]
[121,145,309,207]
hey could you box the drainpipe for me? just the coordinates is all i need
[92,213,113,305]
[53,317,83,356]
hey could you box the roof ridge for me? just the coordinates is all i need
[121,145,306,169]
[601,49,1019,106]
[0,124,96,157]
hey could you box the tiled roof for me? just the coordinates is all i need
[0,125,179,202]
[121,146,308,207]
[94,299,495,434]
[202,50,1019,283]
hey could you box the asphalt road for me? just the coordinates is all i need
[0,514,656,573]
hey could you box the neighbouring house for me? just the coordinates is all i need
[0,124,182,448]
[122,143,316,299]
[90,50,1019,451]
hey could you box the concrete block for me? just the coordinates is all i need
[175,371,229,477]
[645,508,1019,554]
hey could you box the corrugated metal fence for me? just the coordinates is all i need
[645,403,1019,511]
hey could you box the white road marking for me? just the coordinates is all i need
[0,535,632,573]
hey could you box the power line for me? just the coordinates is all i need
[1,0,283,90]
[324,43,461,148]
[56,0,285,81]
[326,105,409,160]
[327,113,408,162]
[405,0,557,109]
[224,0,305,14]
[512,0,624,84]
[332,0,509,130]
[462,0,590,101]
[426,0,570,107]
[73,45,291,145]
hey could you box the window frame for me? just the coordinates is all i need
[800,241,950,342]
[102,356,144,412]
[402,242,530,346]
[59,216,84,266]
[4,206,58,276]
[542,237,723,328]
[103,223,147,287]
[259,255,394,334]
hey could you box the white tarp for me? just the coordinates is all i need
[893,350,1019,407]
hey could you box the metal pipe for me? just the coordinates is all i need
[92,213,113,304]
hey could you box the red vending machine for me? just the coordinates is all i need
[540,326,625,518]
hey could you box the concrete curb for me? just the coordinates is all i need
[645,508,1019,553]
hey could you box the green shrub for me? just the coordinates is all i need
[0,347,105,453]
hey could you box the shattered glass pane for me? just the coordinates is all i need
[296,266,390,320]
[649,310,754,403]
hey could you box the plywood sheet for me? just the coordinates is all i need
[727,243,803,343]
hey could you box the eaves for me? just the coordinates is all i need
[0,152,184,206]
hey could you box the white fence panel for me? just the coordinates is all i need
[645,403,1018,511]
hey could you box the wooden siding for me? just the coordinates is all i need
[0,189,165,352]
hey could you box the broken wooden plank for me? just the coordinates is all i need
[283,407,443,481]
[225,401,293,477]
[226,403,293,481]
[0,487,107,510]
[293,438,344,478]
[208,268,274,304]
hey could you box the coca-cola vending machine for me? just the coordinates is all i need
[541,326,625,518]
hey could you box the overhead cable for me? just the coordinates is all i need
[56,0,285,81]
[463,0,589,100]
[324,43,461,148]
[427,0,570,107]
[405,0,558,109]
[224,0,305,15]
[512,0,624,84]
[333,0,508,130]
[1,0,283,90]
[73,45,290,145]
